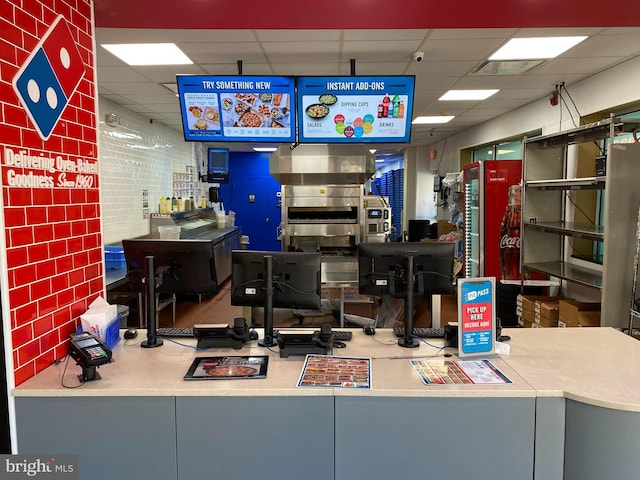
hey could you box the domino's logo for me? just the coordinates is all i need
[12,15,85,141]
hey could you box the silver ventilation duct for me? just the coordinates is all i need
[269,144,375,185]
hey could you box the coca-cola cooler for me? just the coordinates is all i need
[463,160,522,280]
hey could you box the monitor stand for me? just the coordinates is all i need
[398,255,419,348]
[259,255,277,347]
[141,255,163,349]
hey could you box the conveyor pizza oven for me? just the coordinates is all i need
[270,144,375,284]
[281,185,362,254]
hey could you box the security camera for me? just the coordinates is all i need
[412,51,424,62]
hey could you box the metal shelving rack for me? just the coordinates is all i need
[521,117,640,329]
[629,205,640,336]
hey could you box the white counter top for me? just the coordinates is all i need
[502,327,640,411]
[12,327,640,411]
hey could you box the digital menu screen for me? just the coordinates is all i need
[296,76,415,144]
[176,75,296,142]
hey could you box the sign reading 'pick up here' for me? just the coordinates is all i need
[457,277,496,358]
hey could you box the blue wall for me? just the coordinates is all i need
[219,152,282,251]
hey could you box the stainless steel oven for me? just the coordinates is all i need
[363,196,391,242]
[281,185,361,284]
[270,144,376,285]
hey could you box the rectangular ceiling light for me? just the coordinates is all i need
[101,43,192,66]
[471,60,544,76]
[412,116,455,124]
[253,147,278,152]
[440,89,499,101]
[489,36,587,60]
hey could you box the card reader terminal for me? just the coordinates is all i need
[68,332,113,382]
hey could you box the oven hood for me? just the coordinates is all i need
[269,144,375,185]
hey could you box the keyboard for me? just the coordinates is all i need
[393,326,445,338]
[311,330,353,341]
[331,330,353,341]
[156,327,194,337]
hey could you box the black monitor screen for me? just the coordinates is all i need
[207,147,229,183]
[358,242,454,298]
[122,239,218,295]
[231,250,321,310]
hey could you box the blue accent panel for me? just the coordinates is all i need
[218,152,282,251]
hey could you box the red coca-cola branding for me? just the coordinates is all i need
[499,184,521,280]
[500,234,521,249]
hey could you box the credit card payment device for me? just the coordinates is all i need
[68,332,113,382]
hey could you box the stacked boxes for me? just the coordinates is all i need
[516,294,602,328]
[516,295,562,328]
[534,298,561,327]
[558,299,601,327]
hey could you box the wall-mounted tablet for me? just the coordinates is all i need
[296,75,415,144]
[177,75,296,143]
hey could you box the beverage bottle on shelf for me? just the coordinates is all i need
[499,184,522,280]
[171,196,177,212]
[382,93,390,117]
[392,94,400,118]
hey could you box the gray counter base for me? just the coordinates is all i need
[564,399,640,480]
[335,396,535,480]
[15,396,177,480]
[176,396,333,480]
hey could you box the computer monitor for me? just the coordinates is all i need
[358,242,455,348]
[230,250,322,346]
[122,239,218,296]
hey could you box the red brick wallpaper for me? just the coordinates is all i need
[0,1,100,386]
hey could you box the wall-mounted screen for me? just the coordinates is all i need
[296,75,415,144]
[207,148,229,183]
[177,75,296,142]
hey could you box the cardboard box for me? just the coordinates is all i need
[534,299,560,319]
[437,220,457,236]
[516,295,567,327]
[534,298,560,327]
[520,308,536,323]
[344,301,375,319]
[517,316,533,328]
[534,315,558,327]
[517,294,559,312]
[559,299,601,327]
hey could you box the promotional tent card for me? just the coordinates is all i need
[297,355,371,389]
[457,277,496,357]
[411,359,512,385]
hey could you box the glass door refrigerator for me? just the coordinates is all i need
[463,160,522,279]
